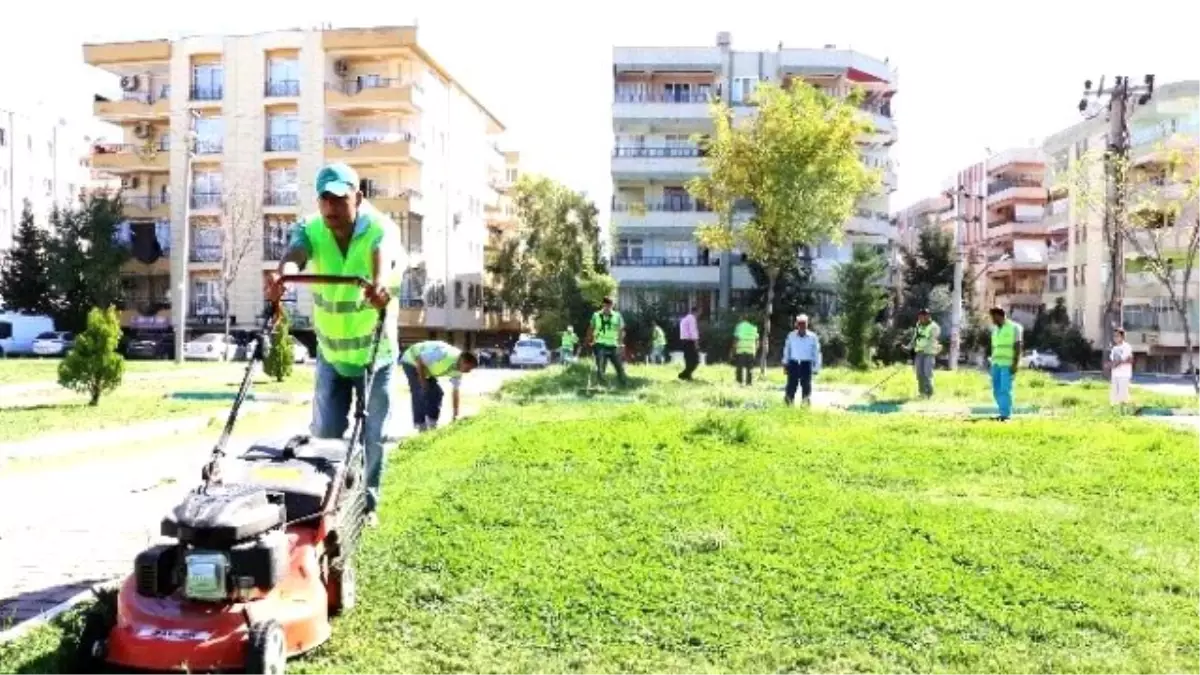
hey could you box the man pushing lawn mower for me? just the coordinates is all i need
[268,162,402,525]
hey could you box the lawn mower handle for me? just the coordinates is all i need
[279,273,372,288]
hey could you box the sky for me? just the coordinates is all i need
[2,0,1197,220]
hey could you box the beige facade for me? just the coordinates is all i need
[85,25,516,348]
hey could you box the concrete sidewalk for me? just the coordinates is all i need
[0,369,522,631]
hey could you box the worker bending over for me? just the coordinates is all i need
[399,340,478,432]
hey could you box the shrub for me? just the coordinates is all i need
[57,306,124,405]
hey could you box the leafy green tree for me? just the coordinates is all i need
[836,246,889,369]
[1026,298,1095,369]
[46,194,129,332]
[263,311,294,382]
[486,174,612,339]
[58,306,125,406]
[0,200,54,314]
[689,80,879,371]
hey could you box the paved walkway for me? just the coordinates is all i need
[0,369,523,630]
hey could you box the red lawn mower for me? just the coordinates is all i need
[75,275,385,674]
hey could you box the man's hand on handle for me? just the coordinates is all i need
[364,283,390,310]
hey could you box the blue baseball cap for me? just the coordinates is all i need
[315,162,360,198]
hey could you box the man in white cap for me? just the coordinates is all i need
[781,314,821,405]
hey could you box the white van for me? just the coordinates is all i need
[0,313,56,357]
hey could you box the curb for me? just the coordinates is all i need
[0,582,116,645]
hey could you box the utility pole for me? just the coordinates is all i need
[1078,75,1155,359]
[946,156,986,370]
[173,112,200,364]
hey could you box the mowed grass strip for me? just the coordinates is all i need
[0,367,316,443]
[294,403,1199,673]
[0,358,218,386]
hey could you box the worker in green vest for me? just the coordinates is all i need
[585,296,627,386]
[559,325,579,365]
[650,323,667,364]
[731,313,760,385]
[400,340,478,431]
[988,305,1024,421]
[268,162,402,524]
[911,308,941,399]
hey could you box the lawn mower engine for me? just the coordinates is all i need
[81,437,366,674]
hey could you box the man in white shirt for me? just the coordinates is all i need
[782,314,822,405]
[1109,327,1134,411]
[677,306,700,381]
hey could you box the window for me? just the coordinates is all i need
[192,117,224,154]
[617,237,643,261]
[662,82,691,102]
[732,77,756,104]
[191,62,224,100]
[266,57,300,96]
[663,186,689,211]
[506,168,518,182]
[266,114,299,151]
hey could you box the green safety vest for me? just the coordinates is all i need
[734,321,759,355]
[401,340,462,377]
[561,331,578,349]
[303,212,399,376]
[991,321,1018,366]
[652,326,666,347]
[591,310,623,347]
[914,321,940,355]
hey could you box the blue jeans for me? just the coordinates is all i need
[401,362,444,430]
[990,363,1014,419]
[650,345,665,364]
[311,357,393,512]
[594,344,627,385]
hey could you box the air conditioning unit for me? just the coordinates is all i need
[334,59,349,77]
[120,75,141,92]
[133,122,152,139]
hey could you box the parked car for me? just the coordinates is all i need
[183,333,239,361]
[125,334,174,360]
[30,331,75,357]
[265,335,310,364]
[0,313,55,357]
[510,338,550,368]
[1021,349,1062,371]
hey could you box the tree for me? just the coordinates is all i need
[1067,135,1200,390]
[217,185,261,358]
[58,306,125,406]
[262,311,294,382]
[688,80,879,372]
[898,225,972,329]
[836,245,889,369]
[1026,298,1095,369]
[46,194,129,332]
[0,200,54,314]
[485,174,613,338]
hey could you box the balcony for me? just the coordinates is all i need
[264,79,300,98]
[986,221,1047,240]
[845,210,895,240]
[363,185,423,215]
[986,257,1047,274]
[94,90,170,122]
[263,189,299,210]
[325,78,422,112]
[612,146,705,180]
[1047,249,1069,267]
[987,178,1046,206]
[189,86,223,103]
[611,202,718,233]
[192,139,223,157]
[188,300,227,326]
[122,194,170,220]
[778,48,896,89]
[92,142,169,172]
[262,232,289,261]
[612,47,723,73]
[190,192,222,211]
[84,40,172,67]
[995,291,1045,307]
[609,256,721,286]
[265,134,300,153]
[612,89,716,124]
[1045,199,1069,229]
[325,132,422,165]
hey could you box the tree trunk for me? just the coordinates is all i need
[89,382,101,406]
[761,269,777,375]
[222,287,232,362]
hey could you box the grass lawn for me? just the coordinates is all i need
[0,358,209,386]
[2,366,1197,673]
[0,366,316,443]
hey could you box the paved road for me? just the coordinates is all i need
[0,368,523,629]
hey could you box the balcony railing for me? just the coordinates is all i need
[613,90,715,104]
[118,86,171,104]
[609,256,718,267]
[193,139,223,155]
[190,192,222,209]
[94,140,169,155]
[612,146,704,158]
[613,201,714,213]
[265,135,299,152]
[325,78,422,96]
[189,301,226,322]
[263,190,298,207]
[988,178,1043,195]
[262,234,289,261]
[854,208,890,221]
[190,243,222,263]
[123,194,169,210]
[265,80,300,97]
[363,185,422,200]
[189,86,223,101]
[325,131,418,150]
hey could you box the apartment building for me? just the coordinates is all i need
[610,32,898,319]
[0,103,103,255]
[84,25,519,348]
[1043,79,1199,373]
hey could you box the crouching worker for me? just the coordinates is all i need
[399,340,478,431]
